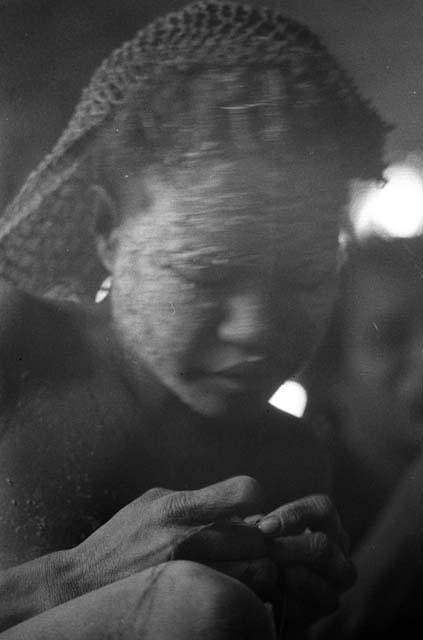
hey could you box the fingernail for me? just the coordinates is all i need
[257,516,280,535]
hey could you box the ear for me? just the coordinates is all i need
[90,185,120,273]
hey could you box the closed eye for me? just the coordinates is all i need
[294,271,335,292]
[170,264,228,287]
[272,268,335,293]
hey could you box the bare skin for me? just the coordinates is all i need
[0,155,353,637]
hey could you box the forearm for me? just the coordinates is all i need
[0,549,81,632]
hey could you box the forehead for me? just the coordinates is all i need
[122,156,343,265]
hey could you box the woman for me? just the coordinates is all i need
[0,2,388,638]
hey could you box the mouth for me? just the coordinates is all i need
[211,361,266,381]
[184,357,271,397]
[199,359,270,395]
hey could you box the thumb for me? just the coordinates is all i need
[166,476,265,523]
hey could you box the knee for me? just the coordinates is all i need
[142,560,275,640]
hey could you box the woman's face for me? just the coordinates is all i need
[108,156,343,417]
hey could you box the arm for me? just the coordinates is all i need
[0,549,79,632]
[0,476,271,631]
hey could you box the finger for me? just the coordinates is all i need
[326,546,357,589]
[258,495,350,552]
[258,494,337,535]
[210,557,279,599]
[270,531,333,568]
[244,514,264,526]
[173,520,268,562]
[271,533,356,587]
[166,476,264,523]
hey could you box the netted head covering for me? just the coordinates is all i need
[0,0,390,301]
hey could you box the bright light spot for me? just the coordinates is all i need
[268,380,308,418]
[95,276,112,303]
[352,163,423,238]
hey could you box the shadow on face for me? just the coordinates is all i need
[96,154,343,417]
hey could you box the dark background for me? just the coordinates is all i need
[0,0,422,211]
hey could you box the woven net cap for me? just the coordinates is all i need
[0,0,389,302]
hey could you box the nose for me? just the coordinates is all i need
[217,291,267,347]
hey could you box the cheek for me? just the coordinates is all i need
[114,253,220,365]
[345,334,399,396]
[292,282,337,354]
[156,287,224,367]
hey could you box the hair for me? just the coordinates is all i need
[0,1,391,301]
[83,4,390,215]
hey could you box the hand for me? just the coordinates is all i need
[71,476,278,599]
[255,495,356,630]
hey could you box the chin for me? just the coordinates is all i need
[177,387,266,420]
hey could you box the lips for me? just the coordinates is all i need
[209,360,266,381]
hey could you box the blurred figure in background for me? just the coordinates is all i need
[305,235,423,637]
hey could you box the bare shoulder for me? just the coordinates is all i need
[0,280,87,404]
[0,288,140,567]
[0,285,78,565]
